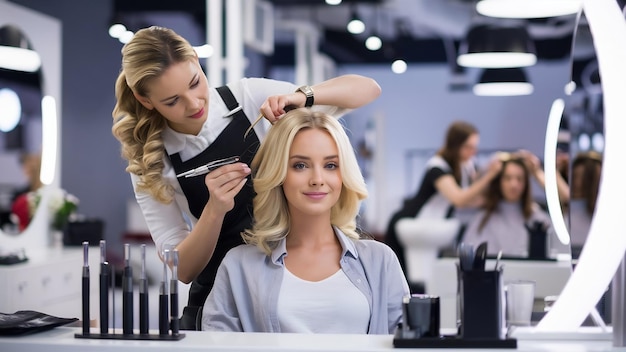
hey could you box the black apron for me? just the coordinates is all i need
[167,86,259,330]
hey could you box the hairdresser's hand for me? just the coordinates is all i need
[517,149,541,174]
[259,92,306,123]
[204,163,251,214]
[485,157,503,177]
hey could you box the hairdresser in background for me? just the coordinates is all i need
[385,121,502,276]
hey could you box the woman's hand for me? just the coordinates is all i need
[204,162,251,214]
[259,92,306,123]
[485,157,503,176]
[516,149,544,181]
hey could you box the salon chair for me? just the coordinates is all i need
[396,217,460,294]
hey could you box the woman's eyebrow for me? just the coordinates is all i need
[289,155,338,160]
[159,74,199,103]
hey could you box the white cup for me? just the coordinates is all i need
[505,280,535,327]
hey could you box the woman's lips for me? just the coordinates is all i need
[190,108,204,119]
[304,192,327,200]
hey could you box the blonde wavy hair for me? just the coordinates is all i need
[242,109,368,255]
[111,26,198,203]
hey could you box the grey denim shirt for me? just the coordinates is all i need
[202,227,410,334]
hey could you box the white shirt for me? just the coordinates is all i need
[130,77,344,257]
[277,268,371,334]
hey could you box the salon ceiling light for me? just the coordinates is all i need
[476,0,582,19]
[457,24,537,68]
[473,68,534,96]
[391,59,407,74]
[108,23,126,38]
[365,34,382,51]
[347,10,365,34]
[0,25,41,73]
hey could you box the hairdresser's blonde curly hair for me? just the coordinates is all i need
[242,108,368,255]
[112,26,197,203]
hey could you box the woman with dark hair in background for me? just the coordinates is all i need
[384,121,501,287]
[462,153,554,257]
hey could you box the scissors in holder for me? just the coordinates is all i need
[176,156,240,178]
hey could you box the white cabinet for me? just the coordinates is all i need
[0,247,99,320]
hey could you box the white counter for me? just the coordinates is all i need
[429,257,573,329]
[0,246,189,330]
[0,247,99,319]
[0,327,624,352]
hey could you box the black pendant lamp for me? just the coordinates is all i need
[457,24,537,68]
[0,25,41,72]
[473,67,534,96]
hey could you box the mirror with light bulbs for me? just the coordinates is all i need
[0,1,62,249]
[0,25,44,236]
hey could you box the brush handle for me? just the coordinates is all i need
[99,263,109,334]
[159,293,169,336]
[82,272,90,334]
[139,286,149,334]
[170,291,179,335]
[122,266,133,334]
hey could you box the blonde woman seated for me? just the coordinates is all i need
[202,109,409,334]
[462,153,554,257]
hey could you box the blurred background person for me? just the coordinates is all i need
[9,152,43,232]
[462,153,555,257]
[568,151,602,254]
[384,121,501,290]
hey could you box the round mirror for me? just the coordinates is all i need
[563,12,603,260]
[0,25,44,236]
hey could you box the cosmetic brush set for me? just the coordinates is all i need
[74,241,185,340]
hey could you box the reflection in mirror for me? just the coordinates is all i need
[0,25,44,236]
[563,11,603,260]
[540,8,609,329]
[536,0,626,330]
[568,151,602,253]
[561,9,609,326]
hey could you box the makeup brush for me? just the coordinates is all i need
[170,249,180,336]
[81,241,90,335]
[122,244,133,335]
[159,249,170,336]
[99,240,109,334]
[139,244,149,335]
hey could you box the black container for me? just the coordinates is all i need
[458,267,505,340]
[402,294,440,338]
[527,221,548,259]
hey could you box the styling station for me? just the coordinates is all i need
[1,0,626,351]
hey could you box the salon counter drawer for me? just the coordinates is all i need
[0,248,92,316]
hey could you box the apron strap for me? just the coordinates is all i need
[216,85,241,112]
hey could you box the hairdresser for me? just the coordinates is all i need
[111,26,381,329]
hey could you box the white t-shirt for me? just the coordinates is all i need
[277,268,370,334]
[130,77,344,256]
